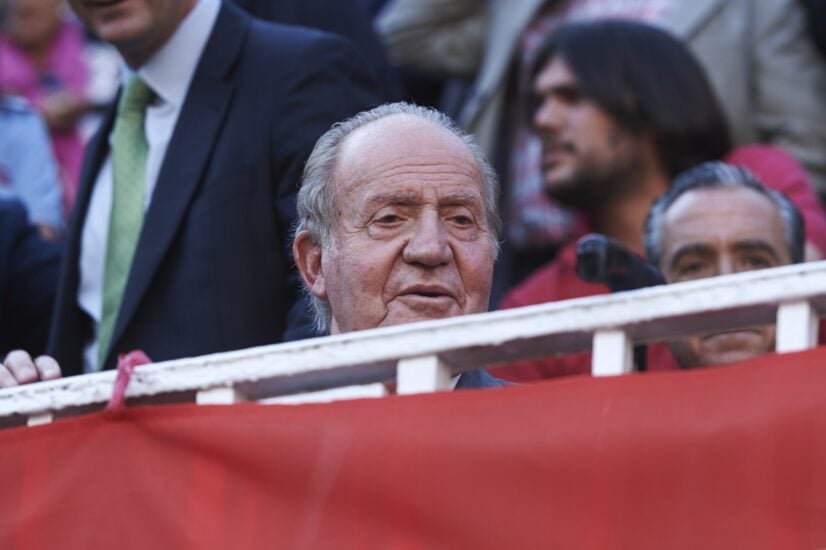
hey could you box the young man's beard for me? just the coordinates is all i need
[543,149,646,211]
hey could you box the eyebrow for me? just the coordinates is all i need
[667,243,714,271]
[364,190,422,210]
[730,240,782,262]
[534,81,581,100]
[667,240,782,270]
[439,190,484,209]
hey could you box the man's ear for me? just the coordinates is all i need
[293,230,327,300]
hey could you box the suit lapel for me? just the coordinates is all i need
[663,0,724,39]
[73,105,116,233]
[48,103,116,375]
[106,3,249,363]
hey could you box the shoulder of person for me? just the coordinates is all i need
[0,95,36,117]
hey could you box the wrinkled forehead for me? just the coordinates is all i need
[332,114,484,198]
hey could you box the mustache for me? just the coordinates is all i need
[541,137,576,154]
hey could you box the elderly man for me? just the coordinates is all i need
[292,102,505,389]
[644,161,804,368]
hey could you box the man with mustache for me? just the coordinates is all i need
[643,162,803,368]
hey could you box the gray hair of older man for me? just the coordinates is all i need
[644,161,805,269]
[294,101,502,334]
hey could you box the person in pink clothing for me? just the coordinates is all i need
[0,0,92,218]
[726,145,826,261]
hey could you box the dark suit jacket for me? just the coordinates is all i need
[231,0,402,100]
[0,199,62,357]
[456,369,508,390]
[49,2,382,375]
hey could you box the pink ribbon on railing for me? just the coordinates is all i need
[104,350,152,414]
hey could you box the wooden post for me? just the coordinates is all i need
[592,329,633,376]
[196,386,246,405]
[776,300,818,352]
[397,355,453,394]
[27,413,53,427]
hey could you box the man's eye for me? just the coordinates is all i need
[556,87,582,105]
[449,215,473,226]
[375,214,402,224]
[743,255,773,269]
[677,260,708,278]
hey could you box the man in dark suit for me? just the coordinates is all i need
[230,0,402,100]
[0,0,382,385]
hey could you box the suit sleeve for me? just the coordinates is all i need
[0,201,62,357]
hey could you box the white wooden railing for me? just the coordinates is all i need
[2,261,825,428]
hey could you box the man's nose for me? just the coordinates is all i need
[717,255,735,276]
[533,97,565,135]
[402,212,453,267]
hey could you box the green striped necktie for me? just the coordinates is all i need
[97,76,155,370]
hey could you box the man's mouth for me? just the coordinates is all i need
[702,328,761,340]
[400,285,455,300]
[541,142,574,167]
[85,0,125,7]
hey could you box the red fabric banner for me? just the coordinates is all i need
[1,348,825,549]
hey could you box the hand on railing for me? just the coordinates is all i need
[0,350,62,388]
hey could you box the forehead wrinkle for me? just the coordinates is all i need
[362,188,483,211]
[343,156,484,209]
[363,154,480,182]
[364,189,423,210]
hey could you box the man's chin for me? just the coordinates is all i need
[382,302,462,327]
[545,182,593,210]
[697,331,772,366]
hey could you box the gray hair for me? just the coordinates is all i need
[644,161,805,268]
[294,101,502,333]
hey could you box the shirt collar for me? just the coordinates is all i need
[125,0,221,108]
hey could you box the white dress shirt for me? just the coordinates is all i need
[77,0,221,372]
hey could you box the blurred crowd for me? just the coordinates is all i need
[1,0,825,387]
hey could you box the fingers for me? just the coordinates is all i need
[0,364,17,388]
[34,356,62,382]
[0,350,62,388]
[2,350,37,386]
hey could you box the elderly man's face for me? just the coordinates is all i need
[298,115,495,334]
[659,186,791,367]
